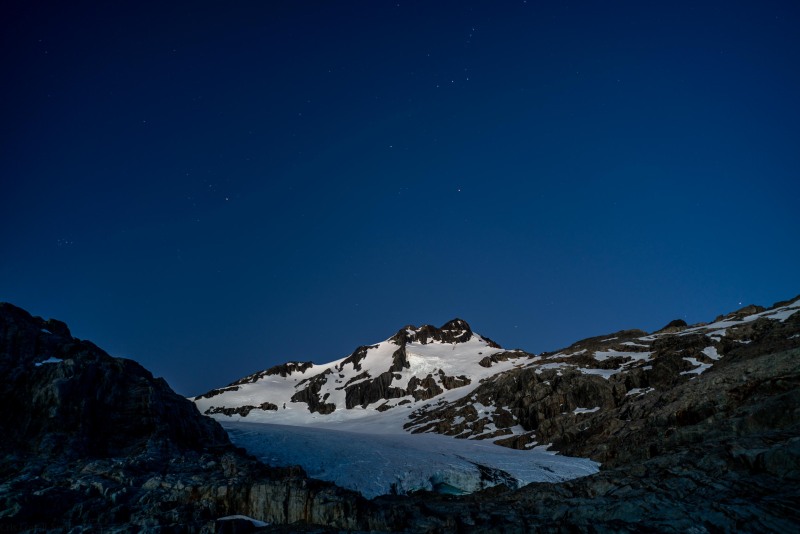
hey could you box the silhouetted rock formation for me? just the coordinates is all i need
[0,303,378,532]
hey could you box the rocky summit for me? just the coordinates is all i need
[1,296,800,532]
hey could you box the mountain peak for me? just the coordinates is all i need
[391,318,475,346]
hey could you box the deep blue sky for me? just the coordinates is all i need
[2,1,798,396]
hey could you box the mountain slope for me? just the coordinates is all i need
[381,304,800,532]
[194,318,528,432]
[0,303,380,531]
[194,297,800,455]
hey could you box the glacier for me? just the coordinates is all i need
[222,420,599,499]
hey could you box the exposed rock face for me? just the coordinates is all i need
[204,402,279,417]
[404,298,800,460]
[384,297,800,531]
[0,303,379,532]
[0,304,230,460]
[290,370,337,414]
[389,318,477,345]
[344,370,406,409]
[384,346,800,532]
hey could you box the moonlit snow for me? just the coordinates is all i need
[222,421,599,499]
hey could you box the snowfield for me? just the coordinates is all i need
[222,420,599,499]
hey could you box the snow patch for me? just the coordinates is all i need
[578,368,618,380]
[35,357,62,367]
[680,357,712,375]
[594,350,652,362]
[573,407,600,414]
[534,362,570,374]
[626,387,655,397]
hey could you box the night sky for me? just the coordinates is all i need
[2,1,798,396]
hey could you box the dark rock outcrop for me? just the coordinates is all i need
[0,303,230,460]
[0,303,379,532]
[656,318,688,332]
[290,370,337,414]
[337,344,376,372]
[345,371,406,409]
[204,402,279,417]
[389,318,476,346]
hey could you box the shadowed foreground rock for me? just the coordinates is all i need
[0,303,385,532]
[1,299,799,532]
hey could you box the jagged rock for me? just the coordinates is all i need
[337,345,375,372]
[439,370,470,390]
[656,318,688,333]
[291,370,337,414]
[408,374,444,401]
[344,371,406,409]
[389,318,475,345]
[0,303,380,532]
[478,351,514,368]
[204,402,278,417]
[388,345,410,372]
[715,303,767,322]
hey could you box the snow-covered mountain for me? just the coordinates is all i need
[193,297,800,496]
[194,298,800,442]
[193,318,529,433]
[193,318,593,496]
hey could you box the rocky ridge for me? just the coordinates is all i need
[378,317,800,532]
[402,297,800,458]
[193,318,515,423]
[0,303,385,532]
[194,298,800,457]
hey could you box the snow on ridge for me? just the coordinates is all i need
[594,349,652,362]
[681,297,800,338]
[193,328,511,431]
[195,297,798,437]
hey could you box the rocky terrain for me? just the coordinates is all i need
[379,302,800,532]
[1,296,799,532]
[0,303,381,532]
